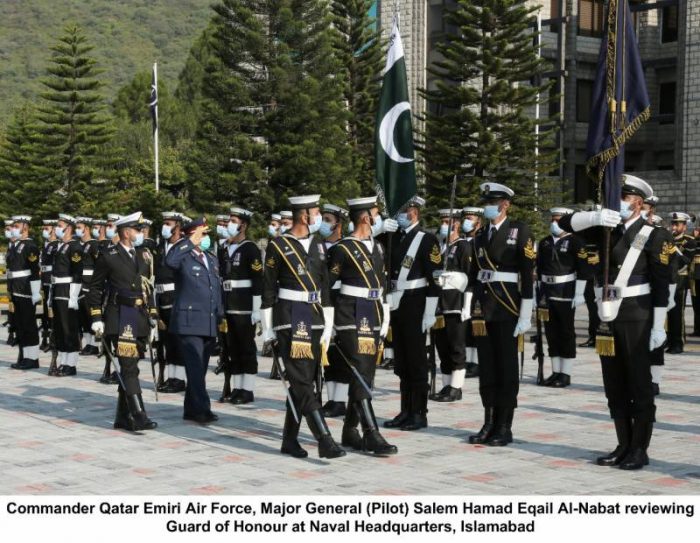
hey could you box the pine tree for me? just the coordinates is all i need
[33,25,114,216]
[420,0,561,234]
[331,0,383,193]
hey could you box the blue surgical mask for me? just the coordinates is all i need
[550,221,563,236]
[227,222,240,238]
[216,225,228,239]
[55,227,65,239]
[619,200,632,220]
[371,215,383,237]
[641,210,649,221]
[483,205,500,220]
[397,213,411,230]
[106,227,116,238]
[161,224,173,239]
[10,227,21,239]
[267,225,278,237]
[5,230,13,239]
[42,229,51,240]
[75,228,84,238]
[462,219,474,233]
[308,213,322,234]
[439,224,449,238]
[319,220,335,239]
[133,233,144,247]
[92,227,101,239]
[199,235,211,252]
[347,221,355,234]
[279,225,289,234]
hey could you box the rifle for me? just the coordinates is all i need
[427,329,437,397]
[47,312,59,376]
[533,283,545,385]
[332,342,374,398]
[267,340,300,424]
[147,329,159,402]
[215,322,232,401]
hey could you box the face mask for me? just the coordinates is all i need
[216,225,228,239]
[92,227,101,239]
[397,213,411,230]
[133,232,144,247]
[483,205,500,220]
[641,210,649,221]
[161,224,173,239]
[106,227,116,238]
[439,224,449,238]
[347,221,355,234]
[279,225,289,234]
[199,235,211,252]
[619,200,633,220]
[462,219,474,233]
[370,215,383,237]
[308,213,322,234]
[42,229,51,240]
[550,221,563,236]
[5,230,13,239]
[319,221,335,239]
[75,228,85,238]
[55,227,65,239]
[267,225,278,237]
[227,222,240,238]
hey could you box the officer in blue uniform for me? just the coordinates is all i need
[166,217,223,424]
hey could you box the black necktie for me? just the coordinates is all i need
[488,226,496,243]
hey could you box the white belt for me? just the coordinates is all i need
[392,278,428,291]
[340,284,383,300]
[477,270,518,283]
[41,266,53,273]
[332,280,341,290]
[8,270,31,279]
[155,283,176,294]
[52,276,73,285]
[540,273,575,285]
[223,279,252,291]
[278,288,321,303]
[82,269,94,277]
[595,283,650,300]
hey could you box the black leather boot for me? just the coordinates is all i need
[357,399,398,456]
[542,373,561,386]
[487,407,514,446]
[113,388,134,430]
[436,386,462,402]
[341,401,362,450]
[429,385,450,401]
[232,390,254,405]
[126,394,158,431]
[551,373,571,388]
[384,385,410,428]
[619,420,652,470]
[305,410,346,459]
[401,388,428,431]
[281,402,308,458]
[468,407,496,444]
[321,400,346,418]
[596,417,631,466]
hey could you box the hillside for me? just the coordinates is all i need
[0,0,213,123]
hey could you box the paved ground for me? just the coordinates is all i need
[0,306,698,496]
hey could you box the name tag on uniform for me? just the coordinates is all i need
[192,265,201,271]
[477,270,494,282]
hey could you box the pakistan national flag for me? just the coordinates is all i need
[375,18,416,217]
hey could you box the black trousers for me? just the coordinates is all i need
[52,299,80,353]
[435,313,466,375]
[178,335,215,417]
[392,295,428,390]
[599,317,655,422]
[276,328,323,416]
[41,284,51,334]
[667,286,687,348]
[475,318,519,409]
[11,295,39,348]
[108,336,144,395]
[157,307,183,369]
[335,330,377,402]
[584,280,599,339]
[543,300,576,358]
[649,345,665,366]
[225,314,258,375]
[79,295,92,337]
[692,283,700,333]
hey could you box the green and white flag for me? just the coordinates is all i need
[375,17,416,217]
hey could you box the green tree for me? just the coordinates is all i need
[420,0,561,234]
[331,0,383,193]
[33,25,115,216]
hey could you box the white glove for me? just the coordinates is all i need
[570,209,621,231]
[513,298,534,337]
[30,280,42,305]
[68,283,81,310]
[572,279,587,308]
[260,307,276,344]
[380,302,391,338]
[251,295,262,324]
[91,321,105,338]
[667,283,677,311]
[321,307,335,350]
[422,297,439,333]
[379,218,399,234]
[438,271,468,292]
[649,307,667,351]
[461,291,473,322]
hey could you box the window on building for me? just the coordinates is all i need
[576,79,594,123]
[575,165,595,203]
[658,81,676,124]
[578,0,605,38]
[548,78,561,118]
[661,5,679,43]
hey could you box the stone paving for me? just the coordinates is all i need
[0,307,698,495]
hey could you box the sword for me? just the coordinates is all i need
[331,342,374,398]
[147,328,159,402]
[98,334,128,392]
[267,340,300,424]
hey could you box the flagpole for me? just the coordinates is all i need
[153,62,160,193]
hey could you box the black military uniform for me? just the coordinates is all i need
[536,208,589,388]
[466,183,534,447]
[432,209,471,402]
[4,220,18,347]
[219,207,263,405]
[7,216,42,369]
[383,196,442,432]
[559,176,671,470]
[76,218,101,356]
[39,220,59,352]
[88,212,158,432]
[692,227,700,336]
[461,207,483,378]
[261,194,345,459]
[666,212,696,354]
[50,214,84,376]
[580,242,602,348]
[328,196,397,456]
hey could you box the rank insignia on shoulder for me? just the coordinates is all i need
[660,242,674,265]
[28,254,38,262]
[330,262,341,275]
[251,260,263,272]
[430,245,442,264]
[523,239,535,259]
[71,253,82,263]
[266,257,275,268]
